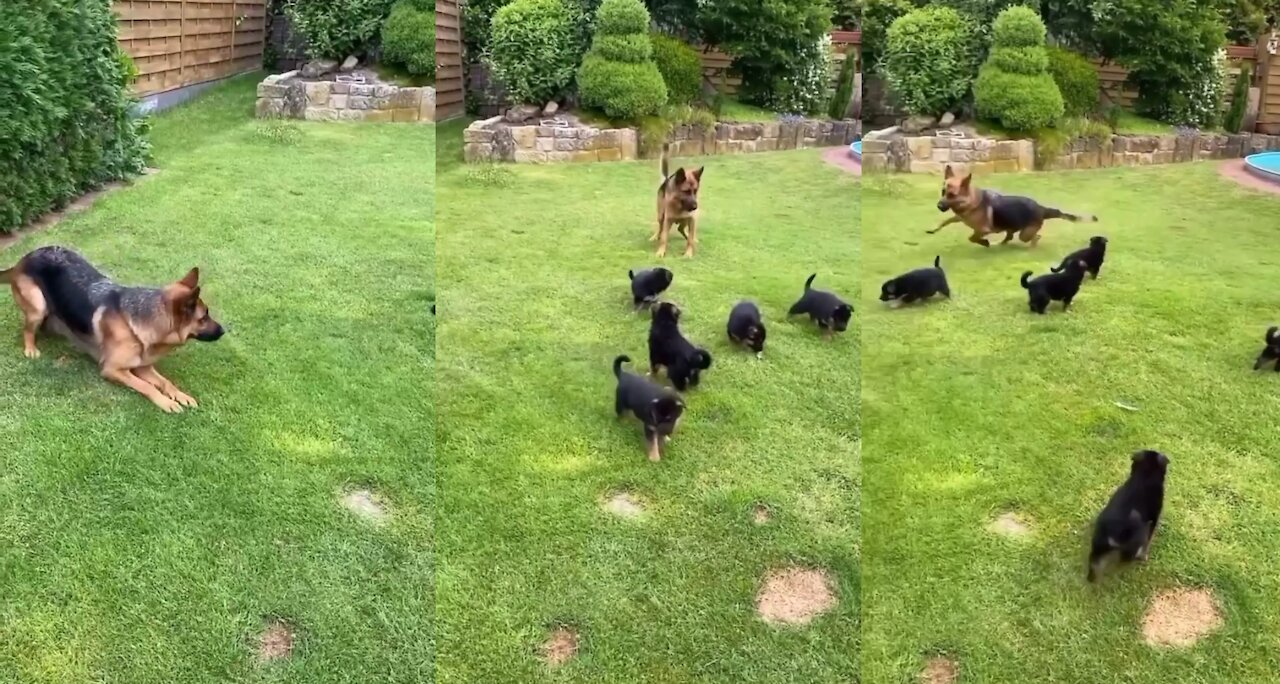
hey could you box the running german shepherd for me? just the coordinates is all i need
[1,246,225,413]
[651,143,704,259]
[929,165,1097,247]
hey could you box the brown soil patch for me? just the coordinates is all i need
[256,619,295,663]
[1218,159,1280,196]
[339,487,389,523]
[1142,587,1223,647]
[920,656,958,684]
[602,492,644,518]
[986,512,1031,538]
[752,504,772,525]
[540,626,579,667]
[755,566,836,626]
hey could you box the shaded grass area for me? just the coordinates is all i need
[436,134,858,681]
[860,165,1280,683]
[0,75,435,683]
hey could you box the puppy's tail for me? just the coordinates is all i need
[660,142,671,181]
[1020,271,1033,289]
[804,273,817,291]
[1049,263,1063,273]
[613,355,630,378]
[628,269,634,280]
[933,255,941,270]
[1044,207,1098,223]
[1268,326,1278,345]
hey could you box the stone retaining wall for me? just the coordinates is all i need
[255,71,436,123]
[464,117,860,164]
[861,132,1280,174]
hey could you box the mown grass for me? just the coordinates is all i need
[436,121,858,682]
[860,164,1280,683]
[0,75,435,683]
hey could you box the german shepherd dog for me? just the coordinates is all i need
[1,246,225,413]
[652,143,704,259]
[929,165,1097,248]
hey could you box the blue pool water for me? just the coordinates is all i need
[1244,152,1280,182]
[851,140,861,161]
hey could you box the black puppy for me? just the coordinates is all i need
[613,355,685,462]
[1088,450,1169,583]
[727,300,767,358]
[788,273,853,340]
[1050,235,1108,280]
[1020,260,1087,314]
[629,267,674,311]
[648,301,712,391]
[880,255,951,306]
[1253,326,1280,370]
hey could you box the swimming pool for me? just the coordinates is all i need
[851,140,861,161]
[1244,151,1280,183]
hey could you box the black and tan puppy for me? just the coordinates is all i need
[726,300,766,358]
[628,267,673,311]
[1051,236,1108,280]
[880,255,951,306]
[788,273,852,340]
[1253,326,1280,370]
[930,165,1097,248]
[1020,260,1087,314]
[1088,450,1169,583]
[1,245,225,413]
[613,355,685,462]
[648,301,712,391]
[652,143,704,259]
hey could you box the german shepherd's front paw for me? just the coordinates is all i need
[655,247,667,258]
[23,346,41,360]
[168,389,198,409]
[151,395,185,414]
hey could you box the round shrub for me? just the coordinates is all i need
[651,33,702,105]
[284,0,395,60]
[882,6,978,116]
[381,1,435,78]
[577,0,667,119]
[990,5,1046,47]
[973,7,1062,130]
[1047,47,1099,117]
[487,0,579,105]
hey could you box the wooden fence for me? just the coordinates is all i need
[1093,45,1260,111]
[435,0,464,121]
[699,30,862,96]
[115,0,268,97]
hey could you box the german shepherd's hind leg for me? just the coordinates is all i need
[999,230,1016,245]
[1019,224,1043,248]
[10,275,47,359]
[133,365,198,409]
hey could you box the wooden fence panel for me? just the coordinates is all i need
[115,0,268,97]
[1094,45,1260,122]
[435,0,464,121]
[699,31,862,96]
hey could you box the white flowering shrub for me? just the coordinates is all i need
[767,34,833,116]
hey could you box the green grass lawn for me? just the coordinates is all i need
[435,121,858,682]
[0,75,435,683]
[860,164,1280,682]
[715,97,781,122]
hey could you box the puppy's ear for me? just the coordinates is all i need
[178,267,200,289]
[1267,326,1278,345]
[944,164,954,179]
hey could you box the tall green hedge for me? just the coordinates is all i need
[0,1,148,233]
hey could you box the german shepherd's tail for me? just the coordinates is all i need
[660,143,672,181]
[613,355,631,378]
[1020,271,1034,289]
[804,273,817,290]
[1043,207,1098,223]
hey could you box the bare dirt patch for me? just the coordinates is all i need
[339,487,389,523]
[986,512,1031,538]
[256,619,295,663]
[1142,587,1223,647]
[920,656,958,684]
[752,503,772,525]
[755,566,836,626]
[602,491,644,518]
[540,626,579,667]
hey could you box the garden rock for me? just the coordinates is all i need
[340,55,359,72]
[300,59,339,78]
[939,112,956,128]
[543,101,559,116]
[505,104,541,123]
[901,115,936,134]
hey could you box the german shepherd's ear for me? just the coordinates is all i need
[673,168,688,184]
[184,286,202,313]
[178,267,200,289]
[691,167,704,181]
[960,173,973,190]
[944,164,955,179]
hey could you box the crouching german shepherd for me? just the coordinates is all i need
[1,246,225,413]
[929,165,1097,248]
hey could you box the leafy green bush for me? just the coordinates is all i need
[1047,47,1099,117]
[860,0,915,71]
[284,0,395,60]
[766,34,834,115]
[882,6,978,116]
[487,0,580,105]
[973,7,1062,131]
[381,0,435,79]
[697,0,831,109]
[0,0,148,233]
[1134,48,1226,128]
[650,33,702,105]
[594,34,653,63]
[1223,64,1251,133]
[578,0,667,119]
[828,48,858,119]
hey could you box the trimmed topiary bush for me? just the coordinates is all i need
[1046,47,1098,117]
[578,0,667,119]
[284,0,396,60]
[487,0,579,105]
[973,6,1063,131]
[651,33,702,105]
[381,0,435,79]
[0,0,148,233]
[882,6,978,116]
